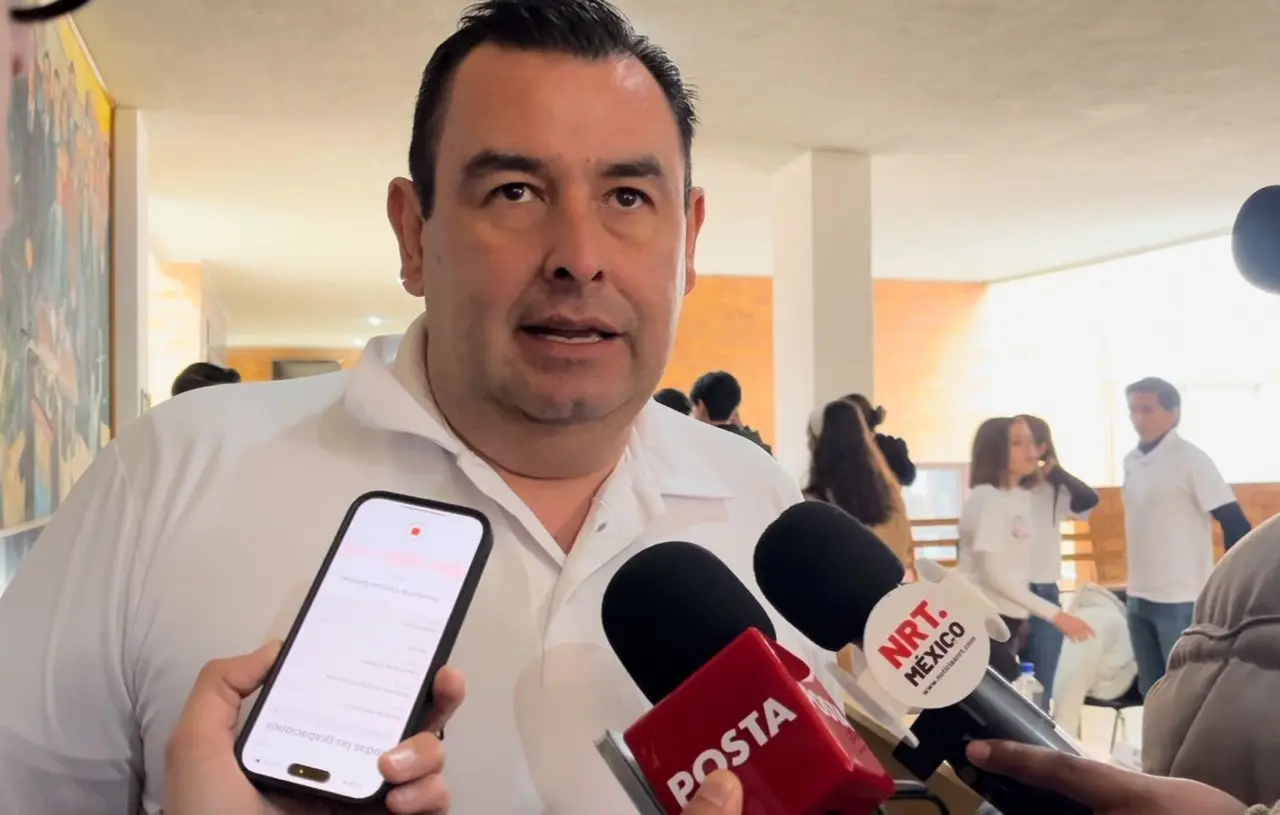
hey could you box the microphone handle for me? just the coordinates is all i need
[893,669,1091,815]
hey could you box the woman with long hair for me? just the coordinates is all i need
[959,416,1094,681]
[805,399,913,565]
[844,394,916,486]
[1016,414,1100,706]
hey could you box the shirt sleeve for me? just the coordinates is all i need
[965,487,1008,555]
[0,444,143,814]
[971,551,1062,621]
[1188,450,1237,514]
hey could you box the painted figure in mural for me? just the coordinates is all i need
[0,19,111,530]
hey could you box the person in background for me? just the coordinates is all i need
[958,417,1094,681]
[690,370,772,454]
[844,394,916,486]
[1122,377,1251,694]
[653,386,692,415]
[1049,583,1136,737]
[1142,515,1280,808]
[804,399,912,566]
[171,362,242,397]
[1017,414,1099,707]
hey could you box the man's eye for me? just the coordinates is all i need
[495,183,532,203]
[611,188,649,209]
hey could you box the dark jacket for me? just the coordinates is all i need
[875,433,915,486]
[715,423,773,455]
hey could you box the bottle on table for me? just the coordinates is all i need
[1012,662,1045,711]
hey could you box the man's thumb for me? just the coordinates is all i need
[685,771,743,814]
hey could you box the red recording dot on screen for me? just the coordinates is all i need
[408,526,423,538]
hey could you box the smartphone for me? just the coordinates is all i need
[234,491,493,806]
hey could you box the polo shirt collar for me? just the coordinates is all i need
[1133,429,1181,462]
[341,313,734,501]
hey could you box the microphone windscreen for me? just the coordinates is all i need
[1232,186,1280,294]
[754,502,906,652]
[602,541,777,704]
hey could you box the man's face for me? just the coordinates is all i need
[1127,391,1177,444]
[389,45,704,427]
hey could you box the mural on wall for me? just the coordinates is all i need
[0,20,112,538]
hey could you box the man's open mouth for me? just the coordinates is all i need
[519,321,621,345]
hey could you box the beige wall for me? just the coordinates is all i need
[147,258,228,404]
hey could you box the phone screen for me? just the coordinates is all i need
[238,495,486,800]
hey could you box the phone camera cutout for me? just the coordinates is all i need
[407,524,424,539]
[287,763,331,784]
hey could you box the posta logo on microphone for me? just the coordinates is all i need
[664,697,797,807]
[863,581,990,708]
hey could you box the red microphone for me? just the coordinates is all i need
[597,542,894,815]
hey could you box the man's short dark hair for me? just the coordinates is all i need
[653,387,692,415]
[172,363,242,397]
[408,0,698,218]
[690,371,741,423]
[1125,377,1181,411]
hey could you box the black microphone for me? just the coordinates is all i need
[602,540,777,703]
[1232,185,1280,294]
[754,502,1091,815]
[599,541,897,815]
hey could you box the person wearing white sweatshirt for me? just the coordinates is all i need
[1050,583,1137,737]
[958,417,1095,681]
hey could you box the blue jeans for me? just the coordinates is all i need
[1127,597,1194,696]
[1026,583,1063,707]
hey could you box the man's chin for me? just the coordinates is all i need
[506,390,635,428]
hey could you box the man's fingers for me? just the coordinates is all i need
[419,667,466,733]
[379,731,444,785]
[685,771,743,815]
[384,772,450,814]
[183,642,281,729]
[966,740,1135,808]
[168,641,282,761]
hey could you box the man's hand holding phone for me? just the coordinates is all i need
[165,642,464,814]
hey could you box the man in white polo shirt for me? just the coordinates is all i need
[1122,377,1251,694]
[0,2,821,812]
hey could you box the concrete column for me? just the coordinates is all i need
[111,108,150,428]
[771,150,874,478]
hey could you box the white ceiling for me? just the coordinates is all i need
[73,0,1280,342]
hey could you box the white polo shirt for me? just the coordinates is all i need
[0,320,821,814]
[1122,431,1236,604]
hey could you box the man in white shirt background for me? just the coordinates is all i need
[1050,583,1137,738]
[0,2,820,812]
[1122,377,1252,695]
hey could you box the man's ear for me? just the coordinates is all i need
[387,178,426,297]
[683,186,706,296]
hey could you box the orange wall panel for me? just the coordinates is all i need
[226,347,362,383]
[659,276,775,443]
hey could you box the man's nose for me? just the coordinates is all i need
[543,197,606,284]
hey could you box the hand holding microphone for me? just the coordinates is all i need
[682,771,744,815]
[754,502,1091,815]
[164,642,464,815]
[967,740,1250,815]
[597,540,894,815]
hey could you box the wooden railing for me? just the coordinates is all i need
[907,518,1099,589]
[906,482,1280,589]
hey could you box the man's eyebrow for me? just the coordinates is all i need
[601,156,666,181]
[461,150,547,181]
